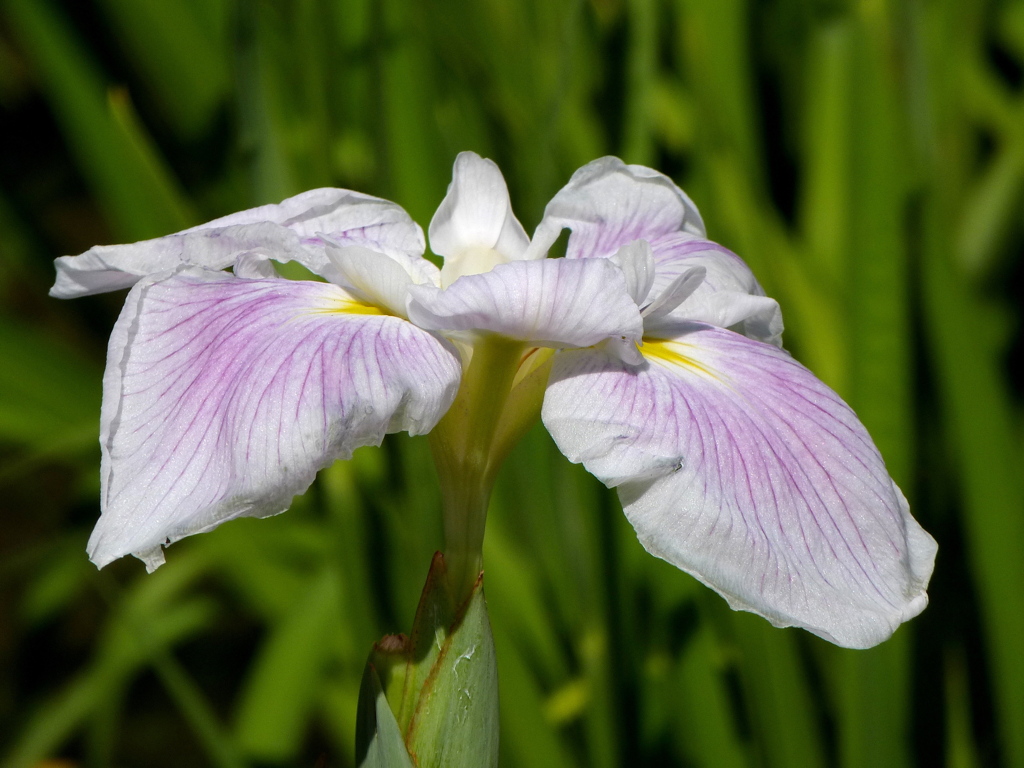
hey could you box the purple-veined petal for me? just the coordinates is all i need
[647,234,761,293]
[542,325,936,648]
[647,234,783,346]
[52,189,425,298]
[429,152,530,266]
[406,258,643,348]
[91,267,461,570]
[527,157,706,261]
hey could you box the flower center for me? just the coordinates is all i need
[440,246,507,288]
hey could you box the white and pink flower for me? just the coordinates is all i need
[53,151,936,649]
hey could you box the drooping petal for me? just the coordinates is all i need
[51,189,425,298]
[406,258,643,348]
[527,156,706,261]
[543,325,936,648]
[91,267,461,570]
[429,152,530,265]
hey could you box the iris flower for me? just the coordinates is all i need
[53,152,934,649]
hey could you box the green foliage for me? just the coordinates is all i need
[1,0,1021,766]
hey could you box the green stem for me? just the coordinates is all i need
[429,335,524,600]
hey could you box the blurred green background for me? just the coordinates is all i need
[1,0,1022,766]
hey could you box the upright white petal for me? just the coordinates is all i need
[407,258,642,348]
[527,157,706,260]
[51,189,425,298]
[543,326,936,648]
[92,267,461,570]
[429,152,530,265]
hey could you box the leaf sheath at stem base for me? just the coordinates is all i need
[355,552,499,768]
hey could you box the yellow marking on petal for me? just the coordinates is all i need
[310,296,387,316]
[642,338,719,380]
